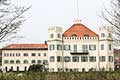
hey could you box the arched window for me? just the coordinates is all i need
[17,66,19,71]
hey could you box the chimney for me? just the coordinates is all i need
[45,41,47,44]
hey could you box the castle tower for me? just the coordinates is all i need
[47,26,63,72]
[99,27,114,71]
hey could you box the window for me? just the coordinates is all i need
[38,53,41,56]
[72,56,79,62]
[89,56,96,62]
[81,56,88,62]
[10,53,12,56]
[4,53,7,56]
[49,45,55,50]
[101,44,104,50]
[101,33,105,37]
[44,53,47,56]
[10,67,13,71]
[32,53,36,56]
[24,66,27,71]
[58,34,61,38]
[13,53,15,56]
[32,60,36,64]
[82,45,88,52]
[57,56,62,62]
[72,34,77,37]
[84,34,89,37]
[64,56,71,62]
[57,44,62,50]
[73,45,77,52]
[10,53,14,57]
[4,53,9,57]
[24,60,28,64]
[64,45,71,50]
[89,45,96,50]
[16,53,20,56]
[37,60,41,64]
[43,60,48,64]
[109,44,112,50]
[50,34,54,38]
[10,60,14,64]
[17,66,19,71]
[4,60,8,64]
[109,33,112,38]
[5,67,8,71]
[16,60,20,64]
[24,53,28,56]
[109,56,113,62]
[99,56,105,62]
[50,56,55,62]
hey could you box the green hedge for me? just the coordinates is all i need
[0,71,120,80]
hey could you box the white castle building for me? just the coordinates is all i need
[1,22,114,72]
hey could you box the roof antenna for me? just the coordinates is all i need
[73,0,81,24]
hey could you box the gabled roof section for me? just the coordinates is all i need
[2,44,48,50]
[63,24,98,37]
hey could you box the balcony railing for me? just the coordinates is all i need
[71,51,89,55]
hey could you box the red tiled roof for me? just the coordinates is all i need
[63,24,98,37]
[3,44,48,49]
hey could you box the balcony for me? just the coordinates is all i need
[71,51,89,55]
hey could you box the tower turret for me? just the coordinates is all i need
[98,27,114,71]
[47,26,63,72]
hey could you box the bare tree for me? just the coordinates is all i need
[0,0,30,42]
[101,0,120,46]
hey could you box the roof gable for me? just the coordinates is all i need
[63,24,98,37]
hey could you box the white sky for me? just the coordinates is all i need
[1,0,112,47]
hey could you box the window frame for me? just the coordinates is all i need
[81,56,88,62]
[64,45,71,50]
[89,45,96,50]
[72,56,79,62]
[89,56,96,62]
[50,56,55,62]
[49,45,55,50]
[64,56,71,62]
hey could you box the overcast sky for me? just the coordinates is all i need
[1,0,112,47]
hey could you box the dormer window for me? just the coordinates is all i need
[72,34,77,37]
[84,34,89,37]
[50,34,54,38]
[101,33,105,37]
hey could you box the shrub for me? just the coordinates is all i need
[28,64,43,72]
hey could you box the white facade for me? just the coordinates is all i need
[2,50,48,71]
[1,23,114,72]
